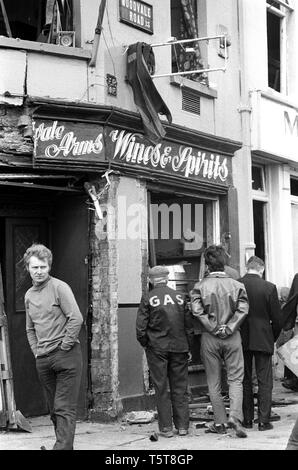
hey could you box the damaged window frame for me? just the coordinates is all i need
[170,0,208,86]
[0,0,81,48]
[266,0,294,94]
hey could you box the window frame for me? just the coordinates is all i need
[290,176,298,199]
[252,164,271,280]
[169,0,209,82]
[266,0,293,11]
[252,164,267,197]
[0,36,89,59]
[0,0,82,49]
[266,0,294,94]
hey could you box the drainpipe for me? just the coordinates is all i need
[89,0,107,68]
[236,0,255,273]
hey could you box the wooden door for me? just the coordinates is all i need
[50,194,89,419]
[5,218,48,417]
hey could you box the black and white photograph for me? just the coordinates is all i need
[0,0,297,458]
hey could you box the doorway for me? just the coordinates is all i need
[4,217,49,416]
[0,186,89,418]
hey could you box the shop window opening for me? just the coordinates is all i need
[0,0,76,47]
[148,192,208,282]
[148,191,215,383]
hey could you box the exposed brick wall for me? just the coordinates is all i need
[89,176,153,419]
[89,174,122,421]
[0,106,33,157]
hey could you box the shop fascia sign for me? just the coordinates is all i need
[253,94,298,162]
[33,119,105,165]
[108,129,230,184]
[33,119,230,185]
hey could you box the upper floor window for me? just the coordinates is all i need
[170,0,208,85]
[266,0,294,93]
[0,0,75,47]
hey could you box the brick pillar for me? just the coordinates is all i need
[89,174,122,421]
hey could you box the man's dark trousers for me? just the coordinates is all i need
[36,343,83,450]
[243,350,272,424]
[145,347,189,432]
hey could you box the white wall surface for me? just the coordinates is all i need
[26,53,88,101]
[85,0,242,142]
[0,49,26,105]
[117,177,147,304]
[240,0,268,92]
[251,91,298,163]
[0,0,243,144]
[267,164,293,288]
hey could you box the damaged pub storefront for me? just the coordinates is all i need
[0,100,241,421]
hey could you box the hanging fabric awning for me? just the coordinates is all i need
[127,42,172,145]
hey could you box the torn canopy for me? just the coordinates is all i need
[127,42,172,145]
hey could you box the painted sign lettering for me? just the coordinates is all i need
[119,0,153,34]
[33,119,231,185]
[109,129,229,182]
[33,120,105,163]
[285,111,298,136]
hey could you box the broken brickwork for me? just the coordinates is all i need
[89,174,122,421]
[0,106,33,160]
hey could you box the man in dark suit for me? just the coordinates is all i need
[239,256,282,431]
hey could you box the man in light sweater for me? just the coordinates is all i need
[24,244,83,450]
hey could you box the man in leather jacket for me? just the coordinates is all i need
[190,245,249,437]
[136,265,194,438]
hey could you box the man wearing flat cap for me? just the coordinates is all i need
[136,265,194,438]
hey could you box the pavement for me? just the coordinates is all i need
[1,379,298,451]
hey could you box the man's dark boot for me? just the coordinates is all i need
[258,422,273,431]
[242,420,253,429]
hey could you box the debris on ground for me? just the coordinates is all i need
[125,411,155,424]
[272,397,298,406]
[189,402,211,409]
[189,407,213,421]
[149,432,158,441]
[195,422,207,429]
[191,395,210,403]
